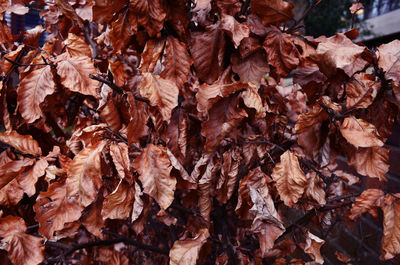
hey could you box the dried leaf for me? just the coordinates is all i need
[0,131,42,156]
[130,0,166,37]
[220,14,250,48]
[340,117,384,148]
[102,181,139,220]
[346,73,379,109]
[132,144,176,210]
[250,0,294,26]
[0,216,44,265]
[381,194,400,260]
[170,228,210,265]
[64,33,92,57]
[304,231,325,264]
[110,142,130,180]
[349,189,384,220]
[140,73,179,123]
[160,36,192,88]
[348,146,389,181]
[271,151,307,207]
[231,51,269,85]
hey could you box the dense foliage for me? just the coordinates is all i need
[0,0,400,264]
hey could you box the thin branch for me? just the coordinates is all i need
[83,22,98,58]
[3,57,48,67]
[327,192,361,203]
[104,126,142,152]
[287,0,321,33]
[64,238,124,256]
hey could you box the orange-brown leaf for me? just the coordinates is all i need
[139,73,179,122]
[304,231,325,264]
[64,32,92,57]
[271,150,307,207]
[250,0,294,26]
[220,14,250,48]
[56,55,99,98]
[0,216,44,265]
[340,117,384,148]
[130,0,166,37]
[17,65,55,123]
[346,73,380,109]
[132,144,176,210]
[381,194,400,260]
[170,228,210,265]
[0,131,42,156]
[349,189,384,220]
[348,146,389,181]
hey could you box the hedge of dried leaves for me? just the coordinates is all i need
[0,0,400,264]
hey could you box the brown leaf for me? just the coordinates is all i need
[190,22,226,84]
[102,180,142,220]
[130,0,166,37]
[66,141,106,207]
[17,65,55,123]
[80,193,104,238]
[231,51,269,85]
[349,189,384,220]
[201,94,247,153]
[160,36,192,88]
[346,73,380,109]
[127,96,149,144]
[97,248,129,265]
[250,0,294,26]
[263,27,300,76]
[56,55,99,98]
[110,142,130,180]
[271,150,307,207]
[0,158,35,190]
[340,117,384,148]
[303,172,326,208]
[0,131,42,156]
[139,73,179,122]
[64,33,92,57]
[167,108,188,163]
[34,179,83,239]
[92,0,125,24]
[304,231,325,264]
[110,8,138,52]
[249,187,285,256]
[348,146,389,181]
[295,104,327,134]
[220,14,250,48]
[17,158,48,197]
[216,148,241,204]
[240,83,266,119]
[169,228,210,265]
[377,40,400,102]
[381,194,400,260]
[132,144,176,210]
[139,38,166,72]
[100,100,121,131]
[0,216,44,265]
[311,33,369,77]
[109,59,128,87]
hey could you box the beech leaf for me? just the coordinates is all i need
[0,131,42,156]
[340,117,384,148]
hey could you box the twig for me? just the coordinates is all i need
[327,192,361,203]
[83,21,98,58]
[104,126,142,152]
[64,238,124,256]
[3,57,48,67]
[104,230,169,255]
[287,0,321,33]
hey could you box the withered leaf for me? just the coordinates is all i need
[130,0,166,37]
[250,0,294,26]
[304,231,325,264]
[348,146,389,181]
[139,73,179,123]
[231,51,269,85]
[190,22,226,84]
[110,8,138,52]
[349,189,384,220]
[220,14,250,48]
[0,216,44,265]
[346,73,379,109]
[271,150,307,207]
[34,179,83,239]
[56,55,99,98]
[381,194,400,260]
[340,117,384,148]
[169,228,210,265]
[160,36,192,88]
[132,144,176,210]
[64,33,92,58]
[0,131,42,156]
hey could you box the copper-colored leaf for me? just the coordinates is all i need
[66,141,106,207]
[160,36,192,88]
[381,194,400,260]
[201,94,247,153]
[0,131,42,156]
[110,142,130,180]
[350,2,364,14]
[231,51,269,85]
[346,73,380,109]
[169,228,210,265]
[249,187,285,256]
[220,14,250,48]
[127,96,149,144]
[378,40,400,84]
[295,104,327,134]
[132,144,176,210]
[100,100,121,131]
[216,148,240,204]
[311,33,369,77]
[271,150,307,207]
[109,9,138,52]
[34,180,83,239]
[139,73,179,122]
[304,231,325,264]
[102,181,142,220]
[130,0,166,37]
[349,189,384,220]
[263,27,300,76]
[240,83,266,119]
[190,22,226,84]
[0,216,44,265]
[340,117,384,148]
[303,172,326,208]
[56,55,99,98]
[17,65,55,123]
[17,158,48,197]
[250,0,294,26]
[139,38,166,72]
[92,0,125,24]
[348,146,389,181]
[64,32,92,57]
